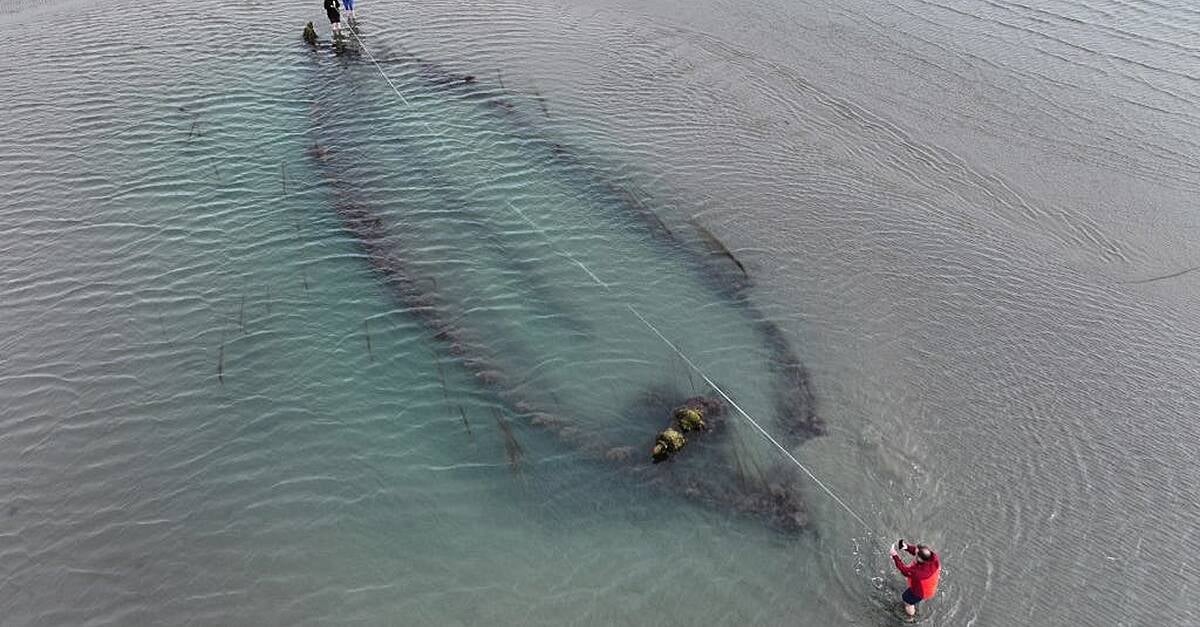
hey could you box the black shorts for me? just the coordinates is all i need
[902,588,924,605]
[326,8,340,23]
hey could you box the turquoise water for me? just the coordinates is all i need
[5,0,1200,625]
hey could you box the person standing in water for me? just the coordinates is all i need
[324,0,342,38]
[890,539,941,618]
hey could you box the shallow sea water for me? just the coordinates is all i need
[1,0,1199,625]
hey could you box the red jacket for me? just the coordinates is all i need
[892,546,940,599]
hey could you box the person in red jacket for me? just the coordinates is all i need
[890,539,940,617]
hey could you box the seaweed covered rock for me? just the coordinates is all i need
[650,396,724,463]
[652,427,687,463]
[675,407,706,432]
[681,395,724,421]
[302,21,318,46]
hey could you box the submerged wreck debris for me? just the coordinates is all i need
[304,52,818,534]
[1121,265,1200,285]
[755,320,822,438]
[181,103,200,140]
[691,219,748,278]
[433,353,450,402]
[433,353,473,439]
[533,91,549,117]
[493,409,524,474]
[458,405,473,438]
[678,467,810,533]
